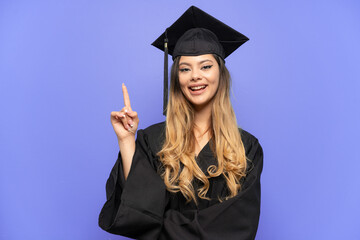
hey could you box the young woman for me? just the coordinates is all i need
[99,6,263,240]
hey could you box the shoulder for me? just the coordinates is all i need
[137,122,166,155]
[143,121,166,136]
[239,128,263,174]
[239,128,261,152]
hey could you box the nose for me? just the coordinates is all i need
[191,69,202,81]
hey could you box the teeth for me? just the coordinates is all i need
[190,86,206,90]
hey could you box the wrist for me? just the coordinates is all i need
[117,135,136,145]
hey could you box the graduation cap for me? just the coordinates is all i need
[152,6,249,115]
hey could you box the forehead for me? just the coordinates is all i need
[179,54,216,64]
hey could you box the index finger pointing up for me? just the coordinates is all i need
[122,83,131,108]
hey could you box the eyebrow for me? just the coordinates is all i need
[179,59,213,66]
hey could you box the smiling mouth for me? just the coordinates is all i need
[189,85,207,91]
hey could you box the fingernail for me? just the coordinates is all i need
[130,124,134,128]
[125,109,128,113]
[122,114,126,118]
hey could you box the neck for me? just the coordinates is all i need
[193,102,212,134]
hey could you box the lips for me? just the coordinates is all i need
[189,85,207,91]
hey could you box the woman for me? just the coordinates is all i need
[99,6,263,240]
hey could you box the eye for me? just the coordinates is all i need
[202,65,213,70]
[179,68,190,72]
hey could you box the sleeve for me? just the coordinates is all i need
[158,138,263,240]
[98,130,167,240]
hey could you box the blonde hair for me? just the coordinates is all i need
[157,55,247,203]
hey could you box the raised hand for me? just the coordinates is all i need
[110,83,139,142]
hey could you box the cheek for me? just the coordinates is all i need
[178,76,188,92]
[213,74,220,85]
[209,73,220,88]
[214,70,220,88]
[205,67,220,84]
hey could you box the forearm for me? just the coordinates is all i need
[118,136,136,179]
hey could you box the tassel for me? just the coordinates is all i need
[163,29,169,116]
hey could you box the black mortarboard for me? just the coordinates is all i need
[151,6,249,115]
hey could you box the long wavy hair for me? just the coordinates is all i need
[157,54,247,203]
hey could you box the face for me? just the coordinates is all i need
[178,54,220,110]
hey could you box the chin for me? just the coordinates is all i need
[189,99,214,110]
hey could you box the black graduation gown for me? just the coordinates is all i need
[98,122,263,240]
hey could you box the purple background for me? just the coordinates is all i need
[1,0,359,239]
